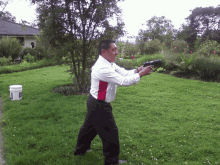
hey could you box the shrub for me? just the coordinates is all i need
[163,51,180,70]
[19,47,45,61]
[163,50,220,81]
[19,47,36,59]
[24,53,36,63]
[135,53,164,65]
[35,34,54,59]
[123,42,138,57]
[115,59,137,69]
[171,40,188,53]
[0,37,23,60]
[164,51,197,73]
[115,54,164,69]
[0,56,12,66]
[178,53,197,73]
[193,56,220,81]
[144,39,162,55]
[0,58,57,75]
[196,39,220,56]
[33,46,47,60]
[19,59,29,67]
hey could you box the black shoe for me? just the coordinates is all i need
[74,152,86,156]
[74,149,93,156]
[112,160,127,165]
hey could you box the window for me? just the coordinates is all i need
[17,37,24,46]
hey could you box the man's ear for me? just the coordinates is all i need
[101,49,106,54]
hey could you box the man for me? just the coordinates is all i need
[74,39,152,165]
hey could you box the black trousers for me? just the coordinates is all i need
[74,94,120,165]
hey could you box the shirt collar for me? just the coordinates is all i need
[99,55,114,66]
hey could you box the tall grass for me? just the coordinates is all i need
[0,65,220,164]
[163,51,220,81]
[193,55,220,80]
[0,58,57,75]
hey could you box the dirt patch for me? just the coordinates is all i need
[0,97,6,165]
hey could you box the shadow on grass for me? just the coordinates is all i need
[73,151,104,165]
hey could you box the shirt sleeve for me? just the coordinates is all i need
[113,63,136,76]
[93,67,140,86]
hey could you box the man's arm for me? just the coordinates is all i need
[93,65,152,87]
[93,67,140,86]
[114,63,137,76]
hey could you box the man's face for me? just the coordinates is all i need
[106,43,118,62]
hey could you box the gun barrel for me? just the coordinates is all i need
[143,59,162,67]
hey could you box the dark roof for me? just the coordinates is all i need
[0,19,40,36]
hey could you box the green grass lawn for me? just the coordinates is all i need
[0,65,220,165]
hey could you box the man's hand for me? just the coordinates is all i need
[139,66,152,77]
[137,66,144,73]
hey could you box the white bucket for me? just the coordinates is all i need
[9,85,22,101]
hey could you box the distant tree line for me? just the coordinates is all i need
[135,5,220,53]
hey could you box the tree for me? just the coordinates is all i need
[139,16,175,42]
[185,5,220,49]
[123,41,138,58]
[31,0,125,93]
[136,16,176,52]
[143,39,162,55]
[176,24,189,41]
[0,0,9,12]
[135,36,145,55]
[0,0,16,22]
[116,41,124,57]
[176,23,197,51]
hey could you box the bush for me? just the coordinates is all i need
[164,51,197,72]
[196,39,220,56]
[115,54,164,69]
[163,51,180,70]
[163,50,220,81]
[0,56,12,66]
[115,59,137,69]
[35,34,54,59]
[171,40,188,53]
[24,53,36,63]
[0,37,23,60]
[178,53,197,73]
[144,39,162,55]
[33,46,47,60]
[19,47,45,61]
[19,47,36,59]
[193,56,220,81]
[123,42,138,57]
[0,58,57,75]
[135,53,164,65]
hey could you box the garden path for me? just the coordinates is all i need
[0,97,6,165]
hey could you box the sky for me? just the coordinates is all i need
[4,0,220,41]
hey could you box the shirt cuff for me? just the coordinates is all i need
[133,69,138,74]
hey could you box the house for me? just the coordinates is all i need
[0,19,40,48]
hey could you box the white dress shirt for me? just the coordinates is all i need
[90,55,140,103]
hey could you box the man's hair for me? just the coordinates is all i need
[98,39,115,55]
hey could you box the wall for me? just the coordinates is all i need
[24,36,37,48]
